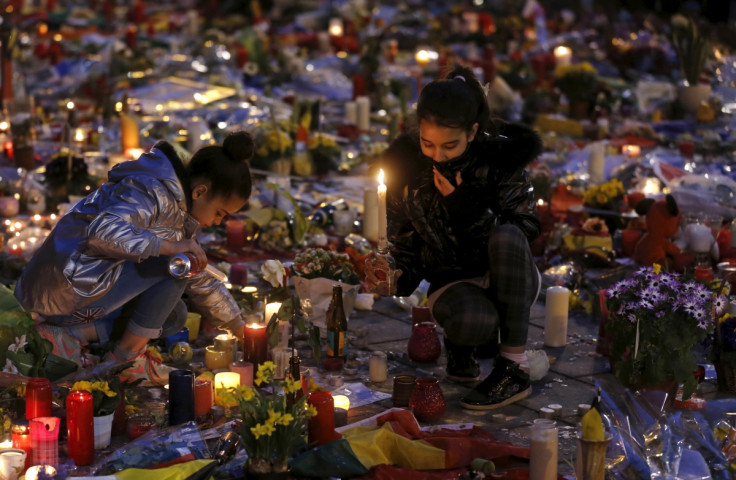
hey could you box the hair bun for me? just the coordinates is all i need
[223,131,255,162]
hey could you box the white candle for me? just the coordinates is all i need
[328,17,343,37]
[369,351,388,382]
[345,101,358,126]
[271,346,292,379]
[363,188,378,242]
[377,169,387,250]
[265,302,281,323]
[544,286,570,347]
[554,46,572,67]
[356,96,371,131]
[588,141,605,184]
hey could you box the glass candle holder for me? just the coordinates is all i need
[65,390,94,466]
[11,420,31,470]
[408,377,446,423]
[126,413,156,440]
[243,322,268,366]
[30,417,60,467]
[407,322,441,364]
[25,378,52,420]
[204,346,231,371]
[168,370,195,425]
[194,379,213,417]
[0,449,26,480]
[369,351,388,383]
[308,391,338,447]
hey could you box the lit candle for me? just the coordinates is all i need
[333,395,350,411]
[229,361,254,386]
[24,465,57,480]
[415,48,431,66]
[622,144,641,158]
[553,45,572,67]
[26,378,52,420]
[328,17,343,37]
[243,323,268,366]
[124,147,144,160]
[214,372,240,406]
[11,420,30,470]
[544,286,570,347]
[214,334,239,363]
[377,169,387,250]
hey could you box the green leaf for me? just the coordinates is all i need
[266,311,280,349]
[309,326,321,364]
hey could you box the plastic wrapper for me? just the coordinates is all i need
[92,421,211,475]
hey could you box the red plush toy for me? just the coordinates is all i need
[633,194,683,268]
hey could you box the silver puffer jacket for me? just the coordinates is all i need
[14,146,244,336]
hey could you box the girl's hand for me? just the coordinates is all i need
[433,167,462,197]
[160,239,208,270]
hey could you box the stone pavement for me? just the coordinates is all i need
[334,293,617,477]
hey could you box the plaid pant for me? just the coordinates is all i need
[431,224,539,348]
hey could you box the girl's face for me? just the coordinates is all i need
[419,119,478,163]
[190,184,247,227]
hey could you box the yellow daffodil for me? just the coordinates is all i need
[306,404,318,418]
[72,380,94,392]
[283,376,301,395]
[266,409,282,425]
[653,264,662,274]
[238,385,255,401]
[277,413,294,426]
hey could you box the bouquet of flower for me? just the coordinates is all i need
[252,126,294,171]
[292,248,359,285]
[605,265,727,399]
[64,379,121,417]
[582,178,625,211]
[308,133,340,173]
[553,62,600,103]
[217,361,316,475]
[670,14,709,86]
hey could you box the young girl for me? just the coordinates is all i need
[369,65,542,410]
[15,131,254,385]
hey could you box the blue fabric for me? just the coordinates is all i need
[45,255,187,341]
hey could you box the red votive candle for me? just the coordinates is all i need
[66,390,94,466]
[307,391,341,447]
[243,323,268,366]
[11,420,31,470]
[30,416,60,467]
[229,263,248,285]
[25,377,52,420]
[226,220,247,250]
[694,266,714,283]
[194,379,213,417]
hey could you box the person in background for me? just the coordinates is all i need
[15,131,254,385]
[369,64,542,410]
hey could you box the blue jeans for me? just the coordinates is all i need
[45,256,188,343]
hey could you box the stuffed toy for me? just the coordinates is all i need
[633,194,682,267]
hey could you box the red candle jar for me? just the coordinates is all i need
[694,266,714,283]
[30,417,60,467]
[66,390,94,466]
[26,377,52,420]
[11,420,31,470]
[407,321,441,364]
[126,413,155,440]
[194,379,213,417]
[307,391,340,447]
[243,323,268,366]
[226,220,247,250]
[409,377,446,423]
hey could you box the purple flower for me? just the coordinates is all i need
[714,295,728,315]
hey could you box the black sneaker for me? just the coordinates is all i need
[459,356,531,410]
[444,337,480,382]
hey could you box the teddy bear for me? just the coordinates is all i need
[633,194,683,268]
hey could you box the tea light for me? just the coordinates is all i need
[24,465,57,480]
[577,404,592,416]
[539,407,555,419]
[622,144,641,158]
[333,395,350,411]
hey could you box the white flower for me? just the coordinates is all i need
[2,359,17,375]
[261,260,286,288]
[7,335,26,353]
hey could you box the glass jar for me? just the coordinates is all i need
[408,377,445,422]
[407,321,441,364]
[25,378,52,420]
[307,391,338,447]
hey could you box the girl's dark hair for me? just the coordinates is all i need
[416,64,496,136]
[187,131,254,200]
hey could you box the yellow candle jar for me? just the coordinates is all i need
[205,346,231,371]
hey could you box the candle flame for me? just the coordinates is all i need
[247,323,265,329]
[378,169,385,186]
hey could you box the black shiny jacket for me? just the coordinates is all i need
[381,122,542,296]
